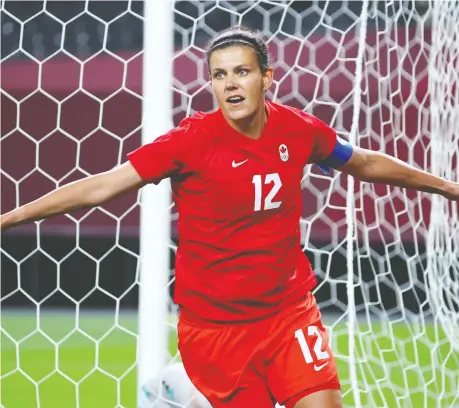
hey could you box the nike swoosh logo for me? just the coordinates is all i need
[313,362,328,371]
[232,159,248,168]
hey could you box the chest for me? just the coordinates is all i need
[175,136,311,219]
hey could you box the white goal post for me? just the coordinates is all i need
[137,0,173,392]
[0,1,458,408]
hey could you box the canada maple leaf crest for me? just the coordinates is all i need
[279,144,289,161]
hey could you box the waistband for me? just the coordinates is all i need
[178,291,314,329]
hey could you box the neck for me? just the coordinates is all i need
[227,101,267,140]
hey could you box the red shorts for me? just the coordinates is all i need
[178,293,340,407]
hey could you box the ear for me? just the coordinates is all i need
[263,67,274,92]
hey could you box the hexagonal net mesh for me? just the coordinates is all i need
[1,1,458,408]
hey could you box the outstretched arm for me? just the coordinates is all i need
[339,146,459,200]
[1,162,144,231]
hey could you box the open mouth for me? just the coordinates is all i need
[226,96,245,105]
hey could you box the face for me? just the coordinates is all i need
[209,46,273,123]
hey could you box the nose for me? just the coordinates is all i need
[225,74,238,91]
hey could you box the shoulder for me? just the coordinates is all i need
[177,110,217,133]
[267,101,335,147]
[170,110,218,146]
[269,101,336,139]
[267,101,318,129]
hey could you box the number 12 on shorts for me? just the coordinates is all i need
[295,326,330,365]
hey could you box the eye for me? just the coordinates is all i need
[213,72,224,79]
[239,69,248,76]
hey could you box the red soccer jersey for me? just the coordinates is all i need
[127,101,337,322]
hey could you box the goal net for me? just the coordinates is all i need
[1,1,458,407]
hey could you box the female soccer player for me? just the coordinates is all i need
[2,26,458,408]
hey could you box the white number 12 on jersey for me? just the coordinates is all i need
[252,173,282,211]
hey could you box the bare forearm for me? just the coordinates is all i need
[1,163,144,231]
[348,149,451,196]
[368,152,447,193]
[2,174,110,229]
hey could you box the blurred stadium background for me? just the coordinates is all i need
[1,1,458,407]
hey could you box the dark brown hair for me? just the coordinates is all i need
[206,26,271,73]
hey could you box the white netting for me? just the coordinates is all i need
[427,0,459,353]
[1,1,459,408]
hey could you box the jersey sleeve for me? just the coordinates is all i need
[306,115,337,164]
[302,113,353,174]
[127,116,202,184]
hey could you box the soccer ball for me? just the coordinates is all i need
[138,363,212,408]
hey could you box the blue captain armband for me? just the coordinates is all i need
[316,136,354,174]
